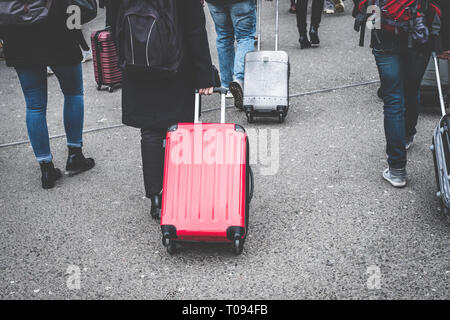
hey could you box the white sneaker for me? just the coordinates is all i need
[82,50,93,63]
[405,135,415,150]
[47,67,54,75]
[383,168,407,188]
[332,0,345,13]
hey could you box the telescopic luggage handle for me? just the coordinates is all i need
[257,0,280,51]
[433,52,447,117]
[195,87,228,124]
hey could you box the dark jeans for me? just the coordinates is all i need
[296,0,324,34]
[373,36,431,169]
[141,128,166,197]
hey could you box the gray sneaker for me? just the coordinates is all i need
[405,135,415,150]
[383,168,407,188]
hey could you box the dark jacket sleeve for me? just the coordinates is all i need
[178,0,217,89]
[440,0,450,51]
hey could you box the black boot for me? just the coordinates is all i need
[66,147,95,176]
[299,33,311,49]
[309,26,320,47]
[40,161,62,189]
[150,193,162,220]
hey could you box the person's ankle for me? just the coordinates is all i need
[39,161,62,189]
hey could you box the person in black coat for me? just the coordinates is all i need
[438,0,450,59]
[1,0,95,189]
[108,0,217,217]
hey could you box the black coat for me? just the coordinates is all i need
[442,0,450,51]
[1,1,84,68]
[108,0,217,130]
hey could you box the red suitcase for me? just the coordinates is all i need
[91,28,122,93]
[160,88,254,255]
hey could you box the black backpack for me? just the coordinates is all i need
[0,0,53,27]
[116,0,184,78]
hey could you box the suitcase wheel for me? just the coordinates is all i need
[232,238,244,255]
[246,113,254,124]
[164,237,176,255]
[278,113,285,123]
[108,86,115,93]
[97,84,102,91]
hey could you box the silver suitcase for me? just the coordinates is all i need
[243,0,289,123]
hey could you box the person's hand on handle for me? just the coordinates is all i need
[438,51,450,60]
[199,87,214,95]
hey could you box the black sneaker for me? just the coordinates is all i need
[229,80,244,110]
[309,26,320,47]
[40,161,62,189]
[299,34,312,49]
[66,147,95,176]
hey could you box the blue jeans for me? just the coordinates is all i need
[373,37,431,169]
[15,64,84,163]
[208,0,256,88]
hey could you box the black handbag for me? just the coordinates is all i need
[66,0,97,25]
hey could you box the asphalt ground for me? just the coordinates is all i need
[1,2,449,299]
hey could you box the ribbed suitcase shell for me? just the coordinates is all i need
[161,123,248,243]
[91,29,122,91]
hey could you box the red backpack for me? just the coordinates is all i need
[359,0,424,34]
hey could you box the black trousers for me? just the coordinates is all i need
[141,128,166,198]
[296,0,324,34]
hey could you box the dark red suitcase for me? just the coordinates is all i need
[160,88,254,255]
[91,28,122,93]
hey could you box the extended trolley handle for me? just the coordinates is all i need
[195,87,228,124]
[432,52,447,117]
[257,0,280,51]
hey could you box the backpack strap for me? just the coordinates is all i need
[407,0,420,48]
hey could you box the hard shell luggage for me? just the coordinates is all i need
[91,27,122,93]
[160,88,254,255]
[430,53,450,218]
[243,0,289,123]
[421,57,450,110]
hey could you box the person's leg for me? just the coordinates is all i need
[15,66,52,163]
[141,128,166,218]
[374,48,407,173]
[296,0,309,35]
[308,0,324,46]
[296,0,311,49]
[141,128,166,198]
[229,0,256,83]
[51,64,84,148]
[403,48,432,145]
[15,66,62,188]
[51,63,95,175]
[207,3,235,89]
[310,0,324,28]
